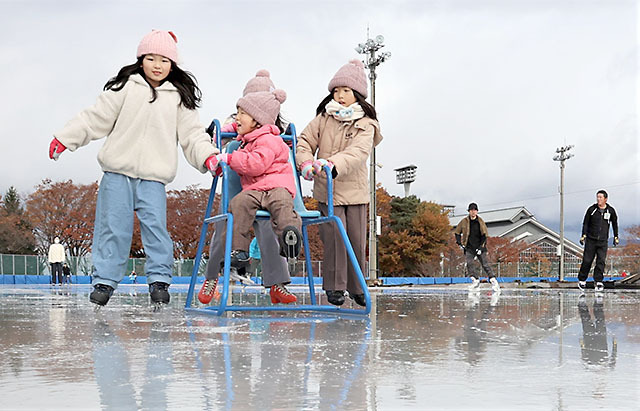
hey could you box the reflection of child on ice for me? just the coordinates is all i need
[129,270,137,284]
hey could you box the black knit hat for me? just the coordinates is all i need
[468,202,478,211]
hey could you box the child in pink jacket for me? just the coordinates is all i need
[206,89,302,271]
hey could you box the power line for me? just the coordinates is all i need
[480,181,639,209]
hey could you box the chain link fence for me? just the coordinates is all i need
[1,253,636,278]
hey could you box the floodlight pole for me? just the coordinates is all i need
[553,145,574,281]
[356,32,390,282]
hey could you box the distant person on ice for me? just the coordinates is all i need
[48,30,219,306]
[48,237,65,285]
[454,203,500,293]
[577,190,619,293]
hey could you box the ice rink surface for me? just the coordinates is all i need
[1,284,638,410]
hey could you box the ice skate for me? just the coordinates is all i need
[468,277,480,291]
[270,284,297,304]
[348,292,367,307]
[90,284,114,307]
[229,267,255,285]
[490,277,501,293]
[326,290,345,306]
[595,282,604,292]
[578,281,587,292]
[280,226,301,273]
[149,282,170,305]
[198,278,220,304]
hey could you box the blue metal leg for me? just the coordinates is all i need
[186,177,218,308]
[302,224,317,305]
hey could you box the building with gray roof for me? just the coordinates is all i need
[450,206,583,276]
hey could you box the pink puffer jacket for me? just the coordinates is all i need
[228,124,296,197]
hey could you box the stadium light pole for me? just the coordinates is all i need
[356,32,390,282]
[553,145,574,281]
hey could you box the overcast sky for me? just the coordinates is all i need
[1,0,638,244]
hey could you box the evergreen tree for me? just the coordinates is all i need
[3,186,23,215]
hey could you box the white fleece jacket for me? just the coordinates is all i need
[48,243,65,263]
[54,74,218,184]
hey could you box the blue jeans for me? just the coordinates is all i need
[91,172,173,289]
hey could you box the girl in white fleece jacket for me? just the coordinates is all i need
[48,30,219,307]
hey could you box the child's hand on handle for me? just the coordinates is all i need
[312,159,334,175]
[205,153,230,176]
[49,138,66,160]
[300,161,314,181]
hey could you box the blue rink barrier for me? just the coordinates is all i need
[0,275,624,286]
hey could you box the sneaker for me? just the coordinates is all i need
[90,284,114,306]
[468,277,480,291]
[270,284,297,304]
[279,226,301,259]
[578,281,587,292]
[198,278,219,304]
[595,282,604,292]
[326,290,345,306]
[229,250,250,270]
[490,277,501,293]
[229,267,255,285]
[348,292,367,307]
[149,282,170,304]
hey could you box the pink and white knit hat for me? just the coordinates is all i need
[243,69,276,96]
[328,59,368,98]
[136,30,179,63]
[237,89,287,126]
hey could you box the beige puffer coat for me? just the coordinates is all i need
[296,113,383,206]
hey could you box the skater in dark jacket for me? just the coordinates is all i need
[454,203,500,292]
[577,190,619,292]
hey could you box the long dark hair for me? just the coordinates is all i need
[315,89,377,120]
[104,56,202,110]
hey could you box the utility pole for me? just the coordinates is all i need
[355,31,390,282]
[553,145,574,281]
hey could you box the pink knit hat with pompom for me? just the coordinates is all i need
[328,59,368,98]
[237,89,286,126]
[137,30,179,63]
[243,69,276,96]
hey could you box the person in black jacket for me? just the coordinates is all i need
[578,190,619,292]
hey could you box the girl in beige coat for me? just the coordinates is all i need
[296,60,383,306]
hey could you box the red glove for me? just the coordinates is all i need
[49,138,66,160]
[205,153,231,176]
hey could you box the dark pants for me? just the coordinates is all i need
[51,262,63,284]
[465,250,494,279]
[578,238,608,282]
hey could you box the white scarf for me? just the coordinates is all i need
[325,99,365,122]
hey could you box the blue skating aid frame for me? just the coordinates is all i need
[185,119,370,316]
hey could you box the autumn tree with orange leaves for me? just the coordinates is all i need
[378,192,451,276]
[26,179,97,256]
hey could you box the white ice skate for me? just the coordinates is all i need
[468,277,480,291]
[490,277,501,293]
[229,267,255,285]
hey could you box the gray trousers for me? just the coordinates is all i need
[205,209,292,288]
[465,250,495,279]
[318,203,367,295]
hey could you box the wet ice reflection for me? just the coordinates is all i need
[1,285,639,409]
